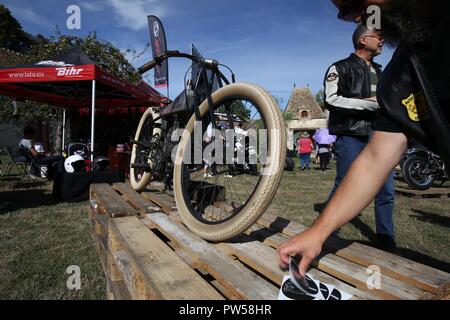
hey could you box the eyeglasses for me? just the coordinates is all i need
[362,34,384,41]
[338,0,366,21]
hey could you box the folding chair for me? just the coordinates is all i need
[18,147,48,178]
[2,146,29,178]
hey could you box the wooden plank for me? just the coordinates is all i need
[257,211,308,237]
[112,183,159,215]
[217,241,381,300]
[196,268,238,300]
[107,278,132,300]
[257,211,450,295]
[109,216,223,300]
[91,184,137,217]
[147,181,166,192]
[257,229,430,300]
[325,237,450,296]
[144,212,279,300]
[394,186,450,199]
[141,191,177,214]
[315,253,429,300]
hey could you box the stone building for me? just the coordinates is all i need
[284,86,329,150]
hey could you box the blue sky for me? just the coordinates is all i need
[2,0,394,106]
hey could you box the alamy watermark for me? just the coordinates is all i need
[66,265,81,290]
[366,265,381,290]
[66,5,81,30]
[169,122,279,176]
[366,5,381,29]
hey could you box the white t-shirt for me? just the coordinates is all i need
[235,127,247,150]
[19,138,33,150]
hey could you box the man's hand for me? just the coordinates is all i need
[277,227,325,277]
[365,96,378,103]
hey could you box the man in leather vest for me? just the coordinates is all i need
[278,0,450,278]
[324,23,396,249]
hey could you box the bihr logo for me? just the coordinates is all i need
[153,21,159,37]
[56,67,84,76]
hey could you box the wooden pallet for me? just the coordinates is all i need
[89,183,450,300]
[394,185,450,199]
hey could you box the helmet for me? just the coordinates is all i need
[34,143,44,153]
[64,154,86,173]
[93,156,109,171]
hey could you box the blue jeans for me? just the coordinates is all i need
[299,153,311,170]
[328,135,395,240]
[31,155,65,178]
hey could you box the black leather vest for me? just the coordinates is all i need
[324,54,382,136]
[377,45,450,169]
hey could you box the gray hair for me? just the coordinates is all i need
[352,23,373,50]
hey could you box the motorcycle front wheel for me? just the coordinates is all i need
[402,155,434,190]
[173,83,286,241]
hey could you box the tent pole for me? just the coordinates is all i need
[62,108,66,153]
[90,80,96,167]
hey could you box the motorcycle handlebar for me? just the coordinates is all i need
[138,60,158,74]
[137,51,217,75]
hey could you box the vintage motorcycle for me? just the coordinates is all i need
[401,147,448,190]
[129,51,286,241]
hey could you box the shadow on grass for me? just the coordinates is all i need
[314,202,327,213]
[0,188,56,215]
[410,209,450,228]
[0,176,48,189]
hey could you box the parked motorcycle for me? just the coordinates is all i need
[130,50,286,241]
[401,148,448,190]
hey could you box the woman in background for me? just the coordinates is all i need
[297,132,314,172]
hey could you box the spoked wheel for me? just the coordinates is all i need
[173,83,286,241]
[402,155,434,190]
[130,107,161,191]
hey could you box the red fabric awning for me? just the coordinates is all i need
[0,48,168,108]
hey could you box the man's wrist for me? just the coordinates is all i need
[310,219,332,245]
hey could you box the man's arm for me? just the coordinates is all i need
[29,148,39,157]
[277,131,408,276]
[325,65,379,111]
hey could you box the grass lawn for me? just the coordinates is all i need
[0,177,105,299]
[0,156,449,299]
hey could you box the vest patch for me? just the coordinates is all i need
[326,72,338,82]
[401,92,429,122]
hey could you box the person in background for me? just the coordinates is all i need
[278,0,450,279]
[318,144,331,172]
[323,23,396,250]
[19,126,64,179]
[297,132,314,172]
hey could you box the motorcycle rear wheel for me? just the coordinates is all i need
[130,107,161,191]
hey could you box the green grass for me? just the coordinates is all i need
[0,156,449,299]
[0,182,105,299]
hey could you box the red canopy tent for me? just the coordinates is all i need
[0,48,167,162]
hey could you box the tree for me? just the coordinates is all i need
[217,100,251,122]
[315,89,325,109]
[0,32,142,123]
[0,5,35,53]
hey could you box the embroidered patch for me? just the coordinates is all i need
[326,72,338,82]
[401,92,429,122]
